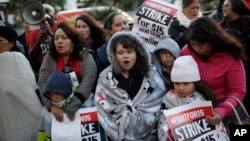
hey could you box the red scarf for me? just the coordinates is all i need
[56,56,81,75]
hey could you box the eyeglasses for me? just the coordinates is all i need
[222,4,230,9]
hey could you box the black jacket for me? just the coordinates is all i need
[168,19,187,49]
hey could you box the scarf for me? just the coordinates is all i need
[176,9,202,28]
[53,86,77,109]
[56,56,81,75]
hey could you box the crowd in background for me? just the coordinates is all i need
[0,0,250,141]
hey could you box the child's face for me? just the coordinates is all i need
[158,50,175,69]
[49,92,65,103]
[115,44,137,75]
[173,82,195,98]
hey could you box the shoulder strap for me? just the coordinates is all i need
[225,96,250,125]
[228,96,249,117]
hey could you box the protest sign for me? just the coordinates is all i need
[132,0,179,52]
[51,107,101,141]
[163,101,229,141]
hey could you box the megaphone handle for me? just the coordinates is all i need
[40,22,53,37]
[40,21,46,30]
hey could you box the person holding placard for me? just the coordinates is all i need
[157,55,229,141]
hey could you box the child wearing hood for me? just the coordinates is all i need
[94,31,167,141]
[152,38,181,89]
[157,55,229,141]
[38,70,75,140]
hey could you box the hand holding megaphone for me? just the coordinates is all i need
[37,20,52,43]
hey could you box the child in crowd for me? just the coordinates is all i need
[38,70,75,140]
[95,31,166,141]
[152,38,180,89]
[157,55,229,141]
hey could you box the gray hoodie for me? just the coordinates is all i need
[151,38,180,88]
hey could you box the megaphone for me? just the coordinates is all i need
[21,0,45,25]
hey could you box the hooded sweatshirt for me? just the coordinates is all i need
[151,38,180,88]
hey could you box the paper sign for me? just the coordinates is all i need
[51,107,101,141]
[163,101,229,141]
[132,0,179,52]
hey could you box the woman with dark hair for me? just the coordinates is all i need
[221,0,250,114]
[38,21,97,123]
[168,0,202,49]
[95,12,130,75]
[182,17,246,129]
[0,24,20,52]
[95,31,166,141]
[221,0,250,37]
[0,23,27,55]
[0,24,42,141]
[75,14,107,58]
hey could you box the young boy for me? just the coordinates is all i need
[44,71,74,109]
[38,70,75,140]
[151,38,181,89]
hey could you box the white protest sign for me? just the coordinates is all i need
[163,101,229,141]
[132,0,179,52]
[51,107,101,141]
